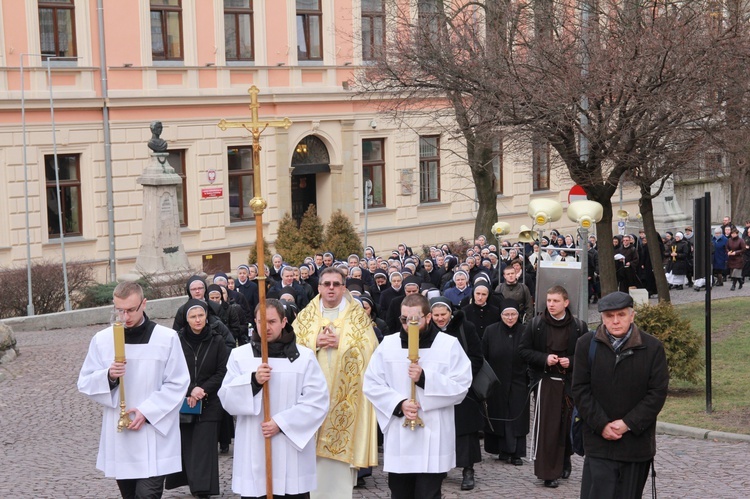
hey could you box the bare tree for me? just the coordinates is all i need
[355,0,744,294]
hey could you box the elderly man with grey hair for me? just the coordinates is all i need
[572,291,669,498]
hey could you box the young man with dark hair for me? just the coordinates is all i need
[363,294,472,499]
[519,285,588,488]
[219,299,329,498]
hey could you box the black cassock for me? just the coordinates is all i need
[481,320,529,457]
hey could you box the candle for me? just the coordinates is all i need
[113,322,126,362]
[407,319,419,360]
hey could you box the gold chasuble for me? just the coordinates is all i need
[294,293,379,468]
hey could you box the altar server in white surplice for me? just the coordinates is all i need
[77,281,190,498]
[219,299,329,499]
[363,294,472,499]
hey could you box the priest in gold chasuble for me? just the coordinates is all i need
[294,267,379,499]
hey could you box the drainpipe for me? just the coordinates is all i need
[98,0,116,282]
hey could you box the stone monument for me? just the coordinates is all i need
[120,122,191,281]
[650,177,691,234]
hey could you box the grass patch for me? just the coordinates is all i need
[656,297,750,434]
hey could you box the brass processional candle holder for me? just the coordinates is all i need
[112,315,132,432]
[403,316,424,430]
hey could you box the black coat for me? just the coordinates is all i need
[572,325,669,462]
[482,320,529,436]
[385,295,406,336]
[213,301,243,344]
[666,239,690,275]
[177,326,230,422]
[235,278,259,315]
[462,302,501,339]
[377,286,404,320]
[438,312,485,435]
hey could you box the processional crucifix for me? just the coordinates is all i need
[218,85,291,499]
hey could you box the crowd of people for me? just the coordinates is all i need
[78,227,679,498]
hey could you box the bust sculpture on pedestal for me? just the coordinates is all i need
[119,122,191,281]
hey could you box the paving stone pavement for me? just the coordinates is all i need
[1,306,749,498]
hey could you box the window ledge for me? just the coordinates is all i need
[227,61,256,67]
[43,236,95,247]
[530,190,553,196]
[180,227,200,235]
[228,220,257,228]
[152,60,185,68]
[364,206,395,214]
[417,201,445,209]
[298,60,324,67]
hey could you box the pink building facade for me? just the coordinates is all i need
[0,0,602,280]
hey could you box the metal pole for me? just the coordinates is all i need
[98,0,117,282]
[704,192,712,413]
[534,226,544,316]
[21,54,39,316]
[579,227,589,322]
[47,57,72,311]
[364,179,372,251]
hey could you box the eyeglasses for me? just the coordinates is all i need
[399,315,425,324]
[114,300,143,316]
[320,281,343,288]
[501,312,519,318]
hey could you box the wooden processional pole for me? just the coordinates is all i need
[218,86,291,499]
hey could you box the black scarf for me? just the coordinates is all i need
[251,325,300,362]
[184,323,212,347]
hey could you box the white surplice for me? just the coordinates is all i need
[77,324,190,479]
[218,343,329,497]
[363,332,472,474]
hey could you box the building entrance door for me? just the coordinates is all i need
[291,135,331,225]
[291,173,317,225]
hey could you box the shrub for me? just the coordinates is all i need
[78,282,118,309]
[0,259,95,317]
[323,210,363,261]
[274,212,313,265]
[634,301,703,384]
[299,204,325,251]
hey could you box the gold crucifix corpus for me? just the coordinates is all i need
[217,85,291,499]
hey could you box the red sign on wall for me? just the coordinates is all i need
[201,187,223,199]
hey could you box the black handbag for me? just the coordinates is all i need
[472,358,501,400]
[457,324,500,400]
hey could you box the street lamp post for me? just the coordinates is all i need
[20,53,42,316]
[364,179,372,251]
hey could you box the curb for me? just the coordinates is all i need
[0,296,185,332]
[657,421,750,444]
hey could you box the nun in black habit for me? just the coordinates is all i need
[481,299,530,465]
[165,299,230,498]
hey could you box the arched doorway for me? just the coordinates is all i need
[291,135,330,225]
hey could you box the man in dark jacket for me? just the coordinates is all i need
[572,291,669,499]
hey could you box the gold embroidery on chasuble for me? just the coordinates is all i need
[293,295,379,467]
